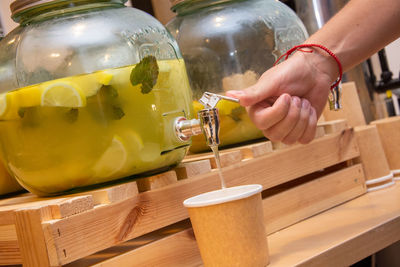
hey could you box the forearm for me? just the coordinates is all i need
[305,0,400,76]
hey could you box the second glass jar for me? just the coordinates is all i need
[167,0,308,152]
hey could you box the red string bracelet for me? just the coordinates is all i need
[273,44,343,90]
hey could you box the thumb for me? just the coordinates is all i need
[225,76,278,107]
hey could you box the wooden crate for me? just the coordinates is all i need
[0,121,366,266]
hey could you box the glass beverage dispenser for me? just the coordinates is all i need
[167,0,308,152]
[0,0,195,195]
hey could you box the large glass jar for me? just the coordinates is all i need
[167,0,308,152]
[0,0,194,196]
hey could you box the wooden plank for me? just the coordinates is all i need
[354,125,392,181]
[49,196,94,219]
[40,130,359,265]
[209,150,242,168]
[75,181,139,205]
[91,228,200,267]
[271,141,290,150]
[0,195,78,226]
[175,160,212,180]
[268,183,400,267]
[243,141,273,158]
[182,150,242,168]
[136,170,178,192]
[323,81,367,127]
[315,124,326,138]
[264,164,366,234]
[0,224,21,265]
[318,119,348,134]
[14,208,53,267]
[219,140,273,159]
[0,181,139,225]
[370,116,400,171]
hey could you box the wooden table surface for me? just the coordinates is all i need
[267,181,400,267]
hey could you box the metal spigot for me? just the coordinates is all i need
[198,108,220,147]
[328,84,342,111]
[174,92,239,146]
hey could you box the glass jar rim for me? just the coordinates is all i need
[170,0,243,13]
[11,0,128,19]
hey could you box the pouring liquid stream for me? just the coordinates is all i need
[210,145,226,189]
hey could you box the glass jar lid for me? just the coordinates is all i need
[11,0,127,19]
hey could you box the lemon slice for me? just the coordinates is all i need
[93,136,127,178]
[0,92,20,120]
[15,84,42,107]
[0,93,9,117]
[96,71,114,86]
[41,81,86,107]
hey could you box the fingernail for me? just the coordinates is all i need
[226,90,245,97]
[282,94,291,105]
[302,99,310,109]
[292,97,301,108]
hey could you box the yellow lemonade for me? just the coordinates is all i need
[190,100,264,153]
[0,158,23,195]
[0,58,193,195]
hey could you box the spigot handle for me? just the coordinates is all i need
[199,92,239,109]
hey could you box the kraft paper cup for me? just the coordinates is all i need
[184,184,269,267]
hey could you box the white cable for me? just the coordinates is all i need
[365,172,393,185]
[367,180,395,192]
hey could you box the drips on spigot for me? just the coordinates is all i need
[174,92,240,147]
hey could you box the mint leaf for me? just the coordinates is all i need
[112,105,125,120]
[130,55,159,94]
[64,108,79,123]
[101,85,118,98]
[229,106,245,122]
[18,108,26,118]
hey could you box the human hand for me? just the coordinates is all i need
[226,51,337,144]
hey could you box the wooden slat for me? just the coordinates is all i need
[136,170,178,192]
[49,196,94,219]
[370,116,400,171]
[271,141,290,150]
[175,160,212,180]
[318,119,348,134]
[40,129,359,265]
[264,164,366,234]
[91,228,200,267]
[209,150,241,168]
[76,181,139,205]
[14,208,53,267]
[268,183,400,267]
[0,181,139,225]
[354,125,391,181]
[315,124,326,138]
[220,140,273,159]
[182,150,242,167]
[0,224,20,265]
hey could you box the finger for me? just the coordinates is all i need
[282,98,311,144]
[247,93,291,130]
[226,72,279,107]
[299,107,318,144]
[263,96,302,142]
